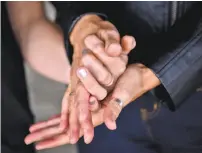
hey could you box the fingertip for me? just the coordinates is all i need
[29,127,34,133]
[36,144,45,150]
[106,43,122,57]
[98,89,107,101]
[84,135,93,144]
[24,137,32,145]
[121,35,136,54]
[84,128,94,144]
[105,119,117,130]
[89,96,100,112]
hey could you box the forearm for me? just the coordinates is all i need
[7,2,70,84]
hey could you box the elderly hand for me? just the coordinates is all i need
[25,63,160,150]
[60,14,136,145]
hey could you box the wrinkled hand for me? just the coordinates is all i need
[25,63,160,150]
[60,14,136,144]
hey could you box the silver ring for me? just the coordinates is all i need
[114,98,124,107]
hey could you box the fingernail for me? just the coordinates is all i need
[25,139,31,145]
[36,145,43,150]
[70,136,77,144]
[84,129,92,144]
[78,69,87,78]
[82,49,89,55]
[84,135,92,144]
[131,38,136,47]
[89,100,95,105]
[111,121,117,130]
[107,120,117,130]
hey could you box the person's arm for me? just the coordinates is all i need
[144,5,202,111]
[7,2,70,84]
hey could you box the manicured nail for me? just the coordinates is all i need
[78,69,87,78]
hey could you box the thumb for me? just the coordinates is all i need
[121,35,136,55]
[103,66,138,130]
[103,87,131,131]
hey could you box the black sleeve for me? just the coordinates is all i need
[148,6,202,111]
[52,2,110,63]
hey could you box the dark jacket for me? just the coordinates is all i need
[52,2,202,111]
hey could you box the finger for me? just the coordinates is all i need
[84,39,126,79]
[89,96,100,112]
[60,87,70,130]
[76,84,94,144]
[69,108,80,144]
[77,67,107,100]
[104,97,123,130]
[82,52,114,87]
[29,115,60,133]
[35,132,70,150]
[104,69,134,130]
[97,29,122,56]
[25,126,62,145]
[35,124,85,150]
[121,35,136,55]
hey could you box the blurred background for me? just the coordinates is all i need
[24,2,78,153]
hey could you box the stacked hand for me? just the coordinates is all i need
[24,15,160,150]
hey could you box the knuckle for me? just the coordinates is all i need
[87,22,100,31]
[79,113,88,123]
[98,29,108,38]
[108,30,120,40]
[85,35,104,49]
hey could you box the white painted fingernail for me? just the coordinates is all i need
[78,69,87,78]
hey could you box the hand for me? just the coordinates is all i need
[60,14,135,144]
[25,63,160,149]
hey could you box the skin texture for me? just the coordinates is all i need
[24,63,160,150]
[7,2,160,148]
[7,2,136,144]
[7,2,71,84]
[60,14,136,144]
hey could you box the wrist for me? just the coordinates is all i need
[139,64,161,92]
[69,14,103,47]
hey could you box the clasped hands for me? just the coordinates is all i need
[25,15,160,150]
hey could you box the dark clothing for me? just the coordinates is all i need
[51,2,202,153]
[52,1,202,111]
[78,90,202,153]
[1,3,35,153]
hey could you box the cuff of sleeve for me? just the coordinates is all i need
[63,13,107,64]
[149,32,202,111]
[150,74,176,111]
